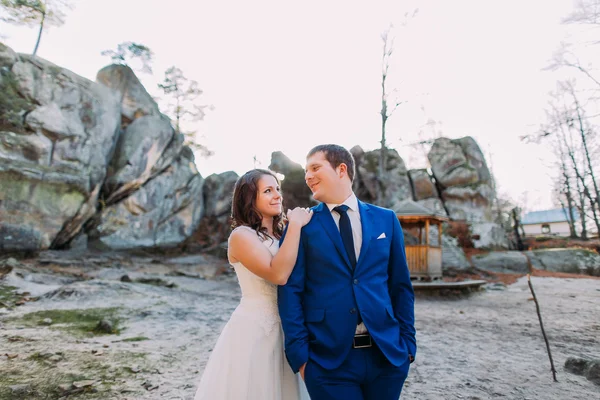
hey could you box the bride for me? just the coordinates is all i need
[195,168,312,400]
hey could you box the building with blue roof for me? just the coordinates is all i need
[521,208,579,237]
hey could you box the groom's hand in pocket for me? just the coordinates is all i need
[300,363,307,380]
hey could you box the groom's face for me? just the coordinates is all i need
[305,151,343,203]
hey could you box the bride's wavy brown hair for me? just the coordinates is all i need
[231,169,286,241]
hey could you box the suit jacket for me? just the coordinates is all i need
[278,200,416,373]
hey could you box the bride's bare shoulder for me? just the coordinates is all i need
[228,226,261,263]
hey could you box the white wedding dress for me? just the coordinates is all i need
[195,226,310,400]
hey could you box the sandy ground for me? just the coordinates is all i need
[404,277,600,399]
[1,252,599,399]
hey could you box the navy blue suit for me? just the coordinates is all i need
[278,200,416,399]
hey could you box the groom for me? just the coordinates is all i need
[278,144,416,399]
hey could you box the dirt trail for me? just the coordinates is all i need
[1,251,599,399]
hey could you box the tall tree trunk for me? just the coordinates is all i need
[33,11,46,56]
[560,156,578,238]
[572,92,600,233]
[558,108,589,239]
[575,174,588,239]
[379,97,387,206]
[511,208,524,251]
[378,49,388,206]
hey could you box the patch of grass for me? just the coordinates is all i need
[120,336,149,342]
[0,352,145,399]
[0,285,19,307]
[0,344,152,399]
[9,308,123,337]
[27,352,48,363]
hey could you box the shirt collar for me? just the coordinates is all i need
[326,193,358,213]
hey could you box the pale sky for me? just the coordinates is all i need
[2,0,598,211]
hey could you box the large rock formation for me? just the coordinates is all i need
[1,44,120,251]
[408,169,447,217]
[525,248,600,276]
[0,43,204,251]
[428,137,494,223]
[470,248,600,277]
[86,65,205,250]
[427,137,507,249]
[351,146,412,209]
[185,171,239,256]
[87,147,204,249]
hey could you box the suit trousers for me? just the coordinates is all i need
[303,341,410,400]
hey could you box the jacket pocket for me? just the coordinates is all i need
[305,308,325,322]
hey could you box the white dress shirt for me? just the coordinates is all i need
[326,193,367,334]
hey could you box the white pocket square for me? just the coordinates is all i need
[377,233,386,239]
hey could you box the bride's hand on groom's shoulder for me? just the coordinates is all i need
[287,207,313,227]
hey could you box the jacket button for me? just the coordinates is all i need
[350,308,356,314]
[353,279,358,284]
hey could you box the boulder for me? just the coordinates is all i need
[352,146,412,208]
[96,64,160,123]
[565,357,600,386]
[103,115,179,204]
[269,151,303,176]
[441,235,471,270]
[203,171,239,219]
[408,169,439,200]
[185,171,239,255]
[0,44,208,252]
[470,251,530,274]
[428,137,496,224]
[441,184,495,222]
[526,248,600,276]
[428,138,479,188]
[0,49,120,251]
[0,42,18,67]
[88,145,204,249]
[455,136,491,184]
[416,198,448,218]
[470,222,510,249]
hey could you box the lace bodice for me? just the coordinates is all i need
[229,226,281,335]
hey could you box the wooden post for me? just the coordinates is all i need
[425,219,430,246]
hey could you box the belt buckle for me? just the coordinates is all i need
[353,334,372,348]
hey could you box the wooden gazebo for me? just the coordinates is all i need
[394,200,449,281]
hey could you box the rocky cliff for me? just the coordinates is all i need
[0,43,204,252]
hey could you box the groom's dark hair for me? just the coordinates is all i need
[307,144,355,182]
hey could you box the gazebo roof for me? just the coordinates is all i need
[393,199,448,221]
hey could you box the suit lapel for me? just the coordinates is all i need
[315,203,352,269]
[356,200,373,269]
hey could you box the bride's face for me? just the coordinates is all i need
[255,174,283,218]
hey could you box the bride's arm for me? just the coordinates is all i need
[228,209,312,285]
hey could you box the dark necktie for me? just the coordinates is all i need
[333,205,356,268]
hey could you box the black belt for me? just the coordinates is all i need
[352,333,372,348]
